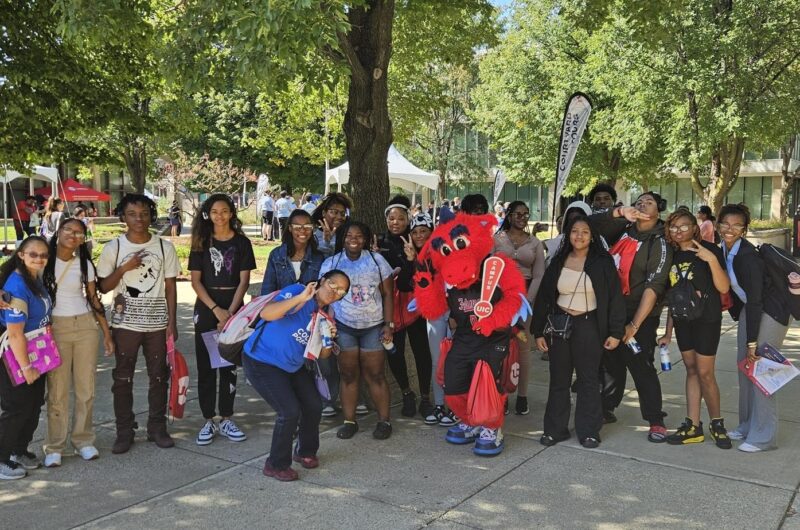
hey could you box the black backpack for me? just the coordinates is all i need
[759,243,800,320]
[666,260,707,321]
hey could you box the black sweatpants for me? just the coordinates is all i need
[601,315,665,425]
[0,365,46,462]
[544,312,603,441]
[194,289,237,419]
[386,317,433,397]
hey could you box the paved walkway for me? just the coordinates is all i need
[2,281,800,529]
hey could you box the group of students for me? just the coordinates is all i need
[0,186,794,483]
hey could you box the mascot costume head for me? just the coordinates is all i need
[413,213,525,338]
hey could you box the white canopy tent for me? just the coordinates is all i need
[1,166,59,246]
[325,145,439,193]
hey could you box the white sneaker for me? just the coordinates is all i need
[738,442,763,453]
[355,403,369,416]
[44,453,62,468]
[196,420,219,446]
[321,405,337,417]
[220,419,247,442]
[78,446,99,461]
[727,430,745,440]
[0,460,26,480]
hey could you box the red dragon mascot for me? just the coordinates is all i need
[413,212,525,456]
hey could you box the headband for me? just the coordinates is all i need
[384,203,410,218]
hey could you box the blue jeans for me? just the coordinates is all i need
[243,355,322,469]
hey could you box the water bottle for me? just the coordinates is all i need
[383,340,397,355]
[659,344,672,372]
[626,338,642,355]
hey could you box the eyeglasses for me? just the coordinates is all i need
[61,228,86,239]
[718,222,746,232]
[325,279,348,297]
[24,251,49,260]
[668,225,692,233]
[326,208,346,217]
[512,212,530,219]
[290,223,314,231]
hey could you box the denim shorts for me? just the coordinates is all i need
[335,322,383,352]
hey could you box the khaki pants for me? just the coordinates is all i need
[44,312,100,454]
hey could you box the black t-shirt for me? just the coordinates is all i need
[188,234,256,288]
[668,240,725,322]
[447,280,508,342]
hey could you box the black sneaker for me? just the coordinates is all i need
[373,421,392,440]
[401,391,417,417]
[602,411,617,424]
[10,451,41,470]
[515,396,530,415]
[709,418,733,449]
[337,421,359,439]
[666,417,705,445]
[419,398,434,420]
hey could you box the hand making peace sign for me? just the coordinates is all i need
[401,234,416,261]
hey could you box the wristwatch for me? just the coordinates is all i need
[386,322,395,329]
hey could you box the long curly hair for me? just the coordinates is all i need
[498,200,529,232]
[549,215,608,273]
[42,219,104,315]
[191,194,245,252]
[311,192,353,226]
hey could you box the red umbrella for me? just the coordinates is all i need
[34,178,112,202]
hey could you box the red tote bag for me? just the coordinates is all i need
[167,335,189,420]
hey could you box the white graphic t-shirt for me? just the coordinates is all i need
[97,234,180,332]
[320,250,394,329]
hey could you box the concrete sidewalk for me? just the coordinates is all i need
[2,281,800,529]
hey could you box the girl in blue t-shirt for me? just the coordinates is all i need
[243,269,349,482]
[0,236,53,480]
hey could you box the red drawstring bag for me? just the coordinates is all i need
[167,335,189,420]
[435,337,452,387]
[466,360,505,429]
[393,289,420,332]
[501,338,520,394]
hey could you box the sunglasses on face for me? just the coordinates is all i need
[24,251,49,260]
[290,223,314,231]
[512,212,530,219]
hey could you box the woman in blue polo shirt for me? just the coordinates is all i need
[244,269,349,482]
[0,236,53,480]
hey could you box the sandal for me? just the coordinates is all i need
[337,421,359,439]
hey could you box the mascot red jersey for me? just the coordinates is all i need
[414,213,526,456]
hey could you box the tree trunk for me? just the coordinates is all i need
[340,0,395,233]
[780,135,797,222]
[123,138,147,193]
[689,136,746,216]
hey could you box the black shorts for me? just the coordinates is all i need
[673,319,722,356]
[262,211,274,224]
[443,331,509,395]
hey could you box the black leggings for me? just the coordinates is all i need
[0,366,45,461]
[194,289,238,419]
[544,312,603,441]
[386,317,433,397]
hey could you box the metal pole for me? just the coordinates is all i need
[3,181,8,248]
